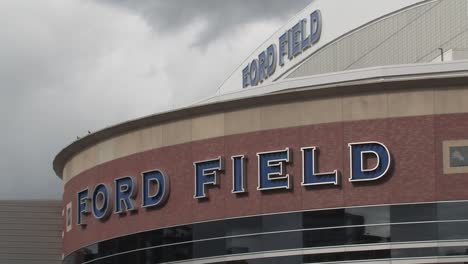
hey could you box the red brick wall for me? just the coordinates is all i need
[62,113,468,255]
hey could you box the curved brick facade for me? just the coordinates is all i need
[54,1,468,262]
[61,109,468,256]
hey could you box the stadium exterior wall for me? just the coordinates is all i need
[53,0,468,263]
[56,75,468,263]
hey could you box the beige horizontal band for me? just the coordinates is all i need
[60,84,468,183]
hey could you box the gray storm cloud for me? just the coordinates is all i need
[0,0,309,200]
[97,0,311,46]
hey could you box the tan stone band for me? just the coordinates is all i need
[58,76,468,183]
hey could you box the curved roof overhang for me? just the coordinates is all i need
[54,60,468,178]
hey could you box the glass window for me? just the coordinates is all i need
[346,225,390,245]
[141,226,193,248]
[390,203,437,223]
[303,227,346,247]
[225,216,262,236]
[262,212,302,232]
[143,246,163,264]
[449,146,468,167]
[140,229,162,248]
[391,223,438,242]
[438,221,468,240]
[193,220,226,240]
[261,231,303,251]
[227,235,262,254]
[161,225,193,244]
[162,242,193,262]
[193,238,226,259]
[345,205,389,225]
[115,234,141,253]
[439,246,468,257]
[97,238,118,257]
[64,202,468,264]
[437,202,468,221]
[302,209,345,229]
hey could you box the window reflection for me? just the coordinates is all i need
[64,201,468,264]
[347,225,390,244]
[438,221,468,240]
[160,243,192,262]
[346,206,389,225]
[262,212,302,232]
[193,220,225,240]
[438,202,468,221]
[391,223,438,242]
[303,228,346,247]
[262,231,303,251]
[439,246,468,256]
[302,209,345,229]
[226,235,257,255]
[225,216,262,236]
[391,203,436,223]
[193,239,226,258]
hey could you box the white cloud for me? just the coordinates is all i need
[0,0,298,199]
[0,0,171,199]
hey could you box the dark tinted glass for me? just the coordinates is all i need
[193,220,226,240]
[161,225,193,244]
[302,208,345,228]
[97,246,458,264]
[303,227,346,247]
[439,246,468,256]
[226,235,262,254]
[390,203,437,223]
[261,231,303,251]
[193,238,226,258]
[346,225,390,244]
[115,233,142,252]
[437,202,468,220]
[345,205,389,225]
[161,242,193,262]
[262,212,302,232]
[438,221,468,240]
[225,216,262,236]
[64,202,468,264]
[391,223,438,242]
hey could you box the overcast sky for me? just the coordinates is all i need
[0,0,310,200]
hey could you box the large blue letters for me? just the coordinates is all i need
[114,176,137,213]
[194,157,224,199]
[142,170,169,208]
[302,147,339,186]
[257,148,291,190]
[349,142,391,182]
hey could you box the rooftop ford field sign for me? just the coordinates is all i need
[242,10,322,88]
[76,141,391,226]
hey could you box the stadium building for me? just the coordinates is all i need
[54,0,468,263]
